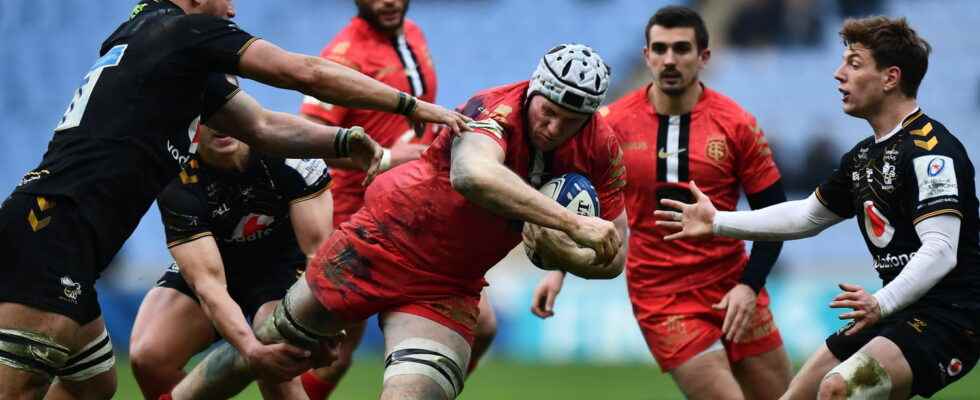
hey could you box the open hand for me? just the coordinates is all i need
[411,100,471,135]
[344,126,384,186]
[829,283,882,335]
[654,181,717,241]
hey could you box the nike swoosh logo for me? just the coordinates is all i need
[657,148,687,159]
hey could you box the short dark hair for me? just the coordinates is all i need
[840,16,931,98]
[645,6,709,51]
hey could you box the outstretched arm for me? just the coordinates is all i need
[449,132,621,264]
[239,39,469,133]
[655,182,844,241]
[208,91,384,186]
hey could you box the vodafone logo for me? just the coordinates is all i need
[229,213,275,242]
[863,201,894,248]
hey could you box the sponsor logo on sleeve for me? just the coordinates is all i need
[913,155,957,201]
[285,158,327,186]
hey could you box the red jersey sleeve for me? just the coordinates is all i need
[594,128,627,220]
[298,41,359,125]
[733,113,781,194]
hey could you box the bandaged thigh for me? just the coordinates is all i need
[0,328,71,377]
[384,338,466,399]
[825,351,893,400]
[265,299,323,350]
[57,328,114,381]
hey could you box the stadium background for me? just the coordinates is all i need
[2,0,979,398]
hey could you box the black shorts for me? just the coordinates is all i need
[155,260,302,322]
[0,193,102,324]
[826,303,980,397]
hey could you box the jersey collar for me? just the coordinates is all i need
[645,82,709,117]
[875,107,922,144]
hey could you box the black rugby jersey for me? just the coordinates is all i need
[817,110,980,306]
[14,0,256,271]
[158,152,330,270]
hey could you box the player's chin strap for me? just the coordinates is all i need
[384,338,467,399]
[824,351,893,400]
[0,328,72,377]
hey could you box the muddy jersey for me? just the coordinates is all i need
[158,152,330,269]
[353,81,626,287]
[12,0,257,272]
[603,85,780,295]
[817,110,980,306]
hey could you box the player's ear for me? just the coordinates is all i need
[882,65,902,94]
[698,47,711,67]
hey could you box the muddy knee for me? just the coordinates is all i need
[822,352,891,400]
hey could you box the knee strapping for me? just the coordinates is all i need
[384,338,466,399]
[824,351,892,400]
[271,294,330,349]
[0,328,71,377]
[57,328,115,381]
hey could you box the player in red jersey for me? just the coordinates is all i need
[532,7,790,400]
[298,2,497,397]
[170,43,627,400]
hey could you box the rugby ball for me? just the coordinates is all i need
[537,173,600,217]
[525,173,600,269]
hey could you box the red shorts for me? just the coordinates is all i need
[629,275,783,372]
[306,221,481,343]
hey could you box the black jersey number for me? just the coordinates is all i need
[54,44,128,132]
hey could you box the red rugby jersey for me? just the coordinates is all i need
[353,81,626,286]
[299,17,438,226]
[602,85,780,296]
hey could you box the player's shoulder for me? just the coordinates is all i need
[169,13,243,36]
[901,113,966,158]
[600,86,649,127]
[460,81,528,132]
[320,18,374,67]
[701,87,757,126]
[158,166,206,211]
[402,18,426,39]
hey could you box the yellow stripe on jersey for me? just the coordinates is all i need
[289,183,332,205]
[912,209,963,226]
[910,122,933,137]
[167,232,214,249]
[914,136,939,151]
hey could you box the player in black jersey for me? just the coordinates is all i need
[657,16,980,399]
[127,123,333,399]
[0,0,469,397]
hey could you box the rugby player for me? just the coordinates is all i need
[658,16,980,400]
[297,1,497,397]
[170,43,628,400]
[531,7,790,399]
[128,121,332,399]
[0,0,468,398]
